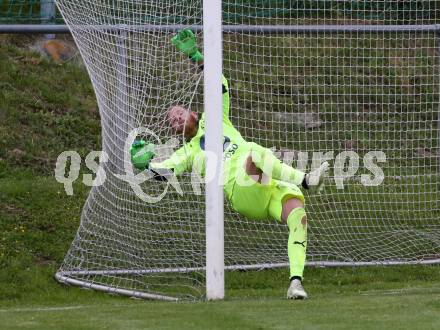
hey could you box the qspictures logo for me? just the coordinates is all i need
[54,127,386,203]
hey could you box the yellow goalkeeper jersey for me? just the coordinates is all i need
[150,74,252,200]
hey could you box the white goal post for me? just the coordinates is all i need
[203,0,224,300]
[54,1,440,301]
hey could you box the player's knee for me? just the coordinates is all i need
[281,198,304,223]
[301,214,307,227]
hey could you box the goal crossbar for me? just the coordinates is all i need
[2,24,440,34]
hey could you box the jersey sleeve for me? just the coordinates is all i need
[222,74,231,122]
[150,144,194,176]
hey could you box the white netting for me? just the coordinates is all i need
[55,1,440,300]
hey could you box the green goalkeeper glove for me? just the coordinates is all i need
[171,28,204,63]
[130,139,156,170]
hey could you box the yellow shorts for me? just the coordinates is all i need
[229,177,305,222]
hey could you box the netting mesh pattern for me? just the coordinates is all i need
[55,1,440,300]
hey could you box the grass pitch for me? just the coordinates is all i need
[0,263,439,329]
[1,292,440,330]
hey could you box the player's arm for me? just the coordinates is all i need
[150,144,192,176]
[172,29,231,120]
[130,140,192,180]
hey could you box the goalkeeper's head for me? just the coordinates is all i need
[167,105,198,139]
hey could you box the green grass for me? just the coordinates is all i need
[1,35,440,329]
[0,38,101,175]
[0,263,439,329]
[0,291,439,330]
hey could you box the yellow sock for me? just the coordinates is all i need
[287,208,307,279]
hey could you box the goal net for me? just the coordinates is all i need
[55,0,440,300]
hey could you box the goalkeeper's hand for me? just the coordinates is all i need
[171,28,204,63]
[304,161,329,194]
[130,139,156,170]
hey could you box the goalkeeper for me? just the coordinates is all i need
[130,29,329,299]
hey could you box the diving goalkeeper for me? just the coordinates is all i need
[130,29,329,299]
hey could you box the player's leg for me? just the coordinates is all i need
[248,142,329,193]
[268,182,308,299]
[283,199,308,299]
[248,142,306,186]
